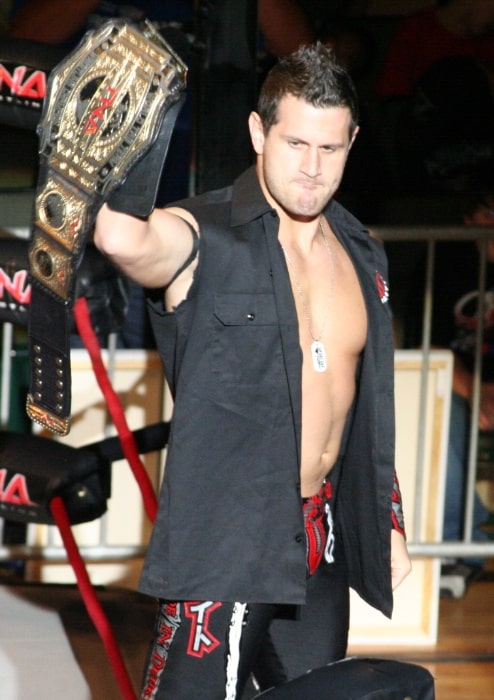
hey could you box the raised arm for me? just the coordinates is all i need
[94,204,199,294]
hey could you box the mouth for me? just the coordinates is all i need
[294,179,321,189]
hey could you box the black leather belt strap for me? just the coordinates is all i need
[26,19,187,435]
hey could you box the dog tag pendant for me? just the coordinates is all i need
[311,341,327,372]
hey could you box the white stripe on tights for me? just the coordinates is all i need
[224,602,247,700]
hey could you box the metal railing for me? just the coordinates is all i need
[376,225,494,558]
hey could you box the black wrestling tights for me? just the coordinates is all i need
[140,599,279,700]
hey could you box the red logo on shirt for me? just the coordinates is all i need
[375,271,389,304]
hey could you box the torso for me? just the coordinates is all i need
[165,207,368,498]
[282,216,368,497]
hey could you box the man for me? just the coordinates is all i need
[94,42,411,699]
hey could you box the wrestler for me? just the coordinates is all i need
[92,41,411,698]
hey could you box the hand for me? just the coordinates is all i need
[390,529,412,590]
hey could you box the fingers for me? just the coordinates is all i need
[390,529,412,590]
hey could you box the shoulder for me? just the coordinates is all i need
[169,184,235,226]
[172,183,234,210]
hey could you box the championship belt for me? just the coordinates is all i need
[26,20,187,435]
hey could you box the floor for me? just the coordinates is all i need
[1,559,493,699]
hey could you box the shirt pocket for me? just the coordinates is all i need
[210,292,285,413]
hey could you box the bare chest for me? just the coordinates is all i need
[284,230,368,494]
[288,232,368,370]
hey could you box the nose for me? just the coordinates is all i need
[300,147,321,178]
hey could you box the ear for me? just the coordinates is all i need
[248,111,265,155]
[348,125,360,151]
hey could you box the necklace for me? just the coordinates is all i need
[281,219,335,373]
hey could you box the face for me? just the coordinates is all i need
[249,94,358,221]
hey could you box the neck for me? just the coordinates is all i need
[279,214,327,255]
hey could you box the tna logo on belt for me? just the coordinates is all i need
[0,63,47,101]
[84,85,120,135]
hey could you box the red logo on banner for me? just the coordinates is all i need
[0,267,31,305]
[0,64,46,100]
[0,470,37,506]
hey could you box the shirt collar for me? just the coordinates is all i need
[229,165,369,244]
[230,166,273,226]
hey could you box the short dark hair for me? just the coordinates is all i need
[257,42,359,134]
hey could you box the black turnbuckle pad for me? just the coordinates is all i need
[26,19,187,435]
